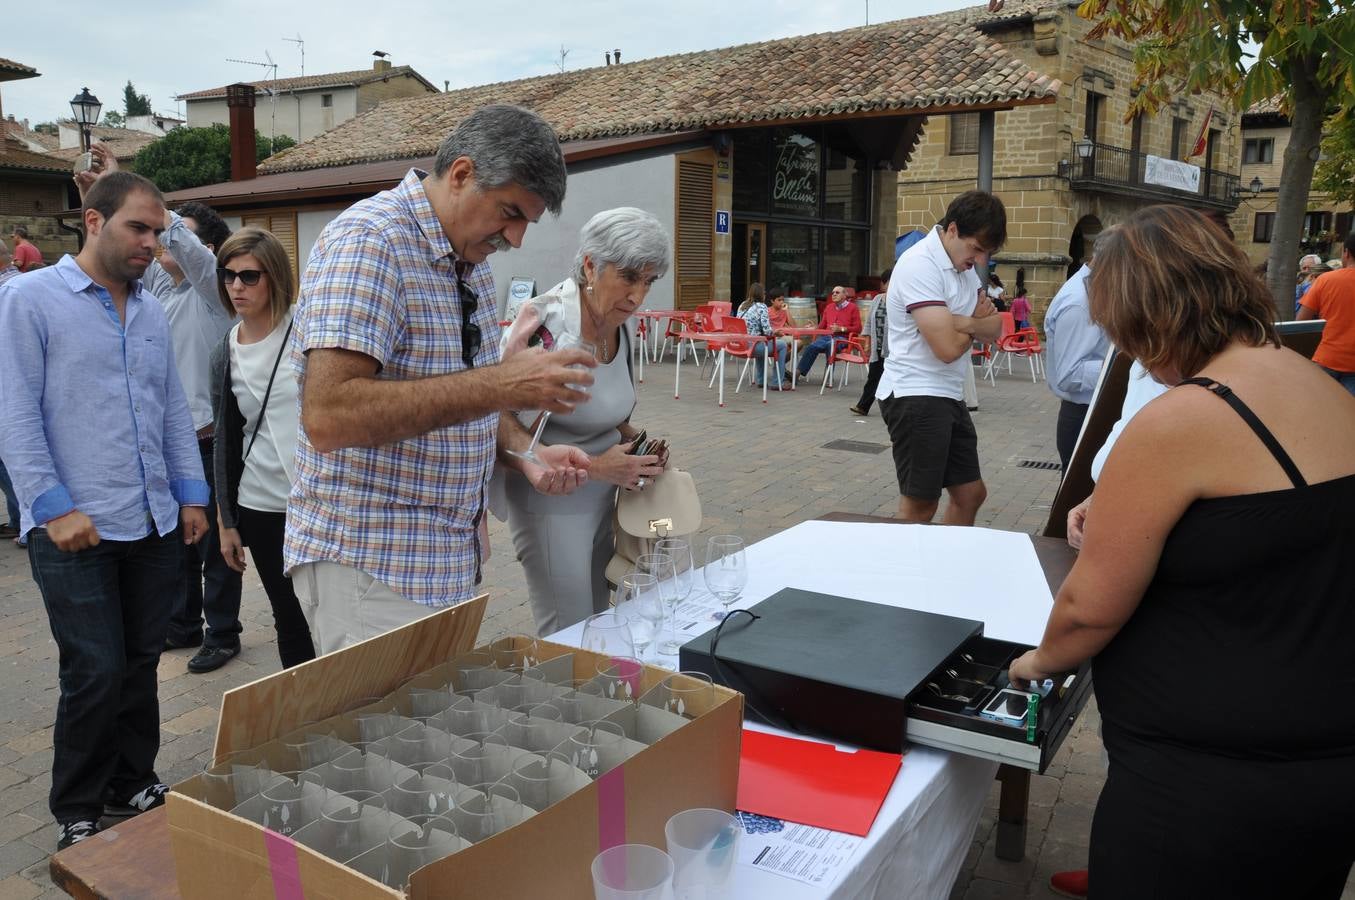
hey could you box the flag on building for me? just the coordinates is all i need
[1189,104,1215,159]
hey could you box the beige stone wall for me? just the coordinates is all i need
[895,6,1241,330]
[1229,122,1354,268]
[712,153,733,303]
[356,74,438,115]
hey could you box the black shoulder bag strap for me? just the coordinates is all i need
[242,318,295,464]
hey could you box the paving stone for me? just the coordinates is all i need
[0,838,45,880]
[0,875,43,900]
[962,876,1028,900]
[161,706,220,736]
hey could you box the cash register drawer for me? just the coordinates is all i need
[905,635,1093,773]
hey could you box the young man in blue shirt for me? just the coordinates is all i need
[0,171,210,849]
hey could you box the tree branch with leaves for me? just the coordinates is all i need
[1077,0,1355,317]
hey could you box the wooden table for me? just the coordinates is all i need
[51,518,1078,897]
[50,807,177,900]
[819,512,1076,862]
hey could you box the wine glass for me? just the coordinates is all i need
[580,611,635,659]
[704,535,747,609]
[638,551,681,655]
[614,573,663,655]
[507,333,596,467]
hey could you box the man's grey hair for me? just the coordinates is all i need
[1090,225,1120,260]
[433,104,567,215]
[572,207,671,286]
[1299,253,1322,269]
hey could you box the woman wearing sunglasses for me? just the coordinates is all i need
[209,228,316,668]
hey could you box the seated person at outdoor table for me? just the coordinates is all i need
[498,208,670,636]
[737,282,790,388]
[767,287,791,329]
[1009,205,1355,900]
[795,285,861,378]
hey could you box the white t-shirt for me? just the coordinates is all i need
[230,313,299,513]
[876,226,983,402]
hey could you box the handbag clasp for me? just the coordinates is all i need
[647,517,673,536]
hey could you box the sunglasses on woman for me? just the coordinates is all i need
[217,268,264,286]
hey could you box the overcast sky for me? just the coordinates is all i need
[3,0,983,127]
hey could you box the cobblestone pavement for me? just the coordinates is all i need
[0,357,1350,900]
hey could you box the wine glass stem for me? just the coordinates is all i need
[525,412,551,453]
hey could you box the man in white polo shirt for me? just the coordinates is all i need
[877,190,1006,524]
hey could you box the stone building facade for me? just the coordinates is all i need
[896,1,1241,326]
[1229,99,1354,274]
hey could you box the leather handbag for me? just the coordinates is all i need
[605,467,703,584]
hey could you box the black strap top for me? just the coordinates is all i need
[1177,377,1307,488]
[1094,377,1355,761]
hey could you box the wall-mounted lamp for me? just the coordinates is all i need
[1249,176,1263,196]
[1074,135,1095,160]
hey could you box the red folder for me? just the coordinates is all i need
[736,728,903,836]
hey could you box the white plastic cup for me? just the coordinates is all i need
[665,808,740,899]
[591,843,675,900]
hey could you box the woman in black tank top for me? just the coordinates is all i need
[1009,206,1355,900]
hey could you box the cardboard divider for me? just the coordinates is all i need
[171,599,743,900]
[214,595,488,759]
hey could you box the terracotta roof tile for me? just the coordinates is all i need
[177,65,437,100]
[0,58,40,81]
[0,143,69,174]
[259,13,1061,174]
[47,124,161,161]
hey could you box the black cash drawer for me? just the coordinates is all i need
[905,635,1093,773]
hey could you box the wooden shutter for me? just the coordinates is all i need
[674,153,714,310]
[240,211,300,284]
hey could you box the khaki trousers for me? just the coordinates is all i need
[290,561,437,655]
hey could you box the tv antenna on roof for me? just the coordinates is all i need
[224,51,279,149]
[283,34,305,76]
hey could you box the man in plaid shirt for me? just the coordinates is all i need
[285,105,596,653]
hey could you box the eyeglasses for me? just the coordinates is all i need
[457,277,482,368]
[217,268,264,286]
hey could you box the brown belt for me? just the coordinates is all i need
[196,425,214,442]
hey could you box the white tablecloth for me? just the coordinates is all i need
[549,520,1056,899]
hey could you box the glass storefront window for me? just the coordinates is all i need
[768,224,820,297]
[822,227,870,291]
[823,147,868,223]
[771,128,820,218]
[733,130,770,215]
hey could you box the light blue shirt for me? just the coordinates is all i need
[145,212,236,430]
[0,255,208,539]
[1044,264,1109,406]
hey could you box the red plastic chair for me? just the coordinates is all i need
[820,334,870,394]
[993,329,1044,382]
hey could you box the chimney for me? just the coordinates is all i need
[226,83,257,181]
[374,58,392,72]
[614,48,621,64]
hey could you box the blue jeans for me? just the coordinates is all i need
[1323,366,1355,397]
[796,335,844,377]
[166,439,242,649]
[754,338,790,385]
[29,526,181,822]
[0,456,20,529]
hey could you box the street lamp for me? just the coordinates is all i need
[1249,176,1263,196]
[69,87,102,152]
[1074,135,1095,160]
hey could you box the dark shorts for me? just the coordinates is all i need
[879,394,981,501]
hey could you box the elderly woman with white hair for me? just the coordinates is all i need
[500,207,671,634]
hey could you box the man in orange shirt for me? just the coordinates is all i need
[1298,230,1355,396]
